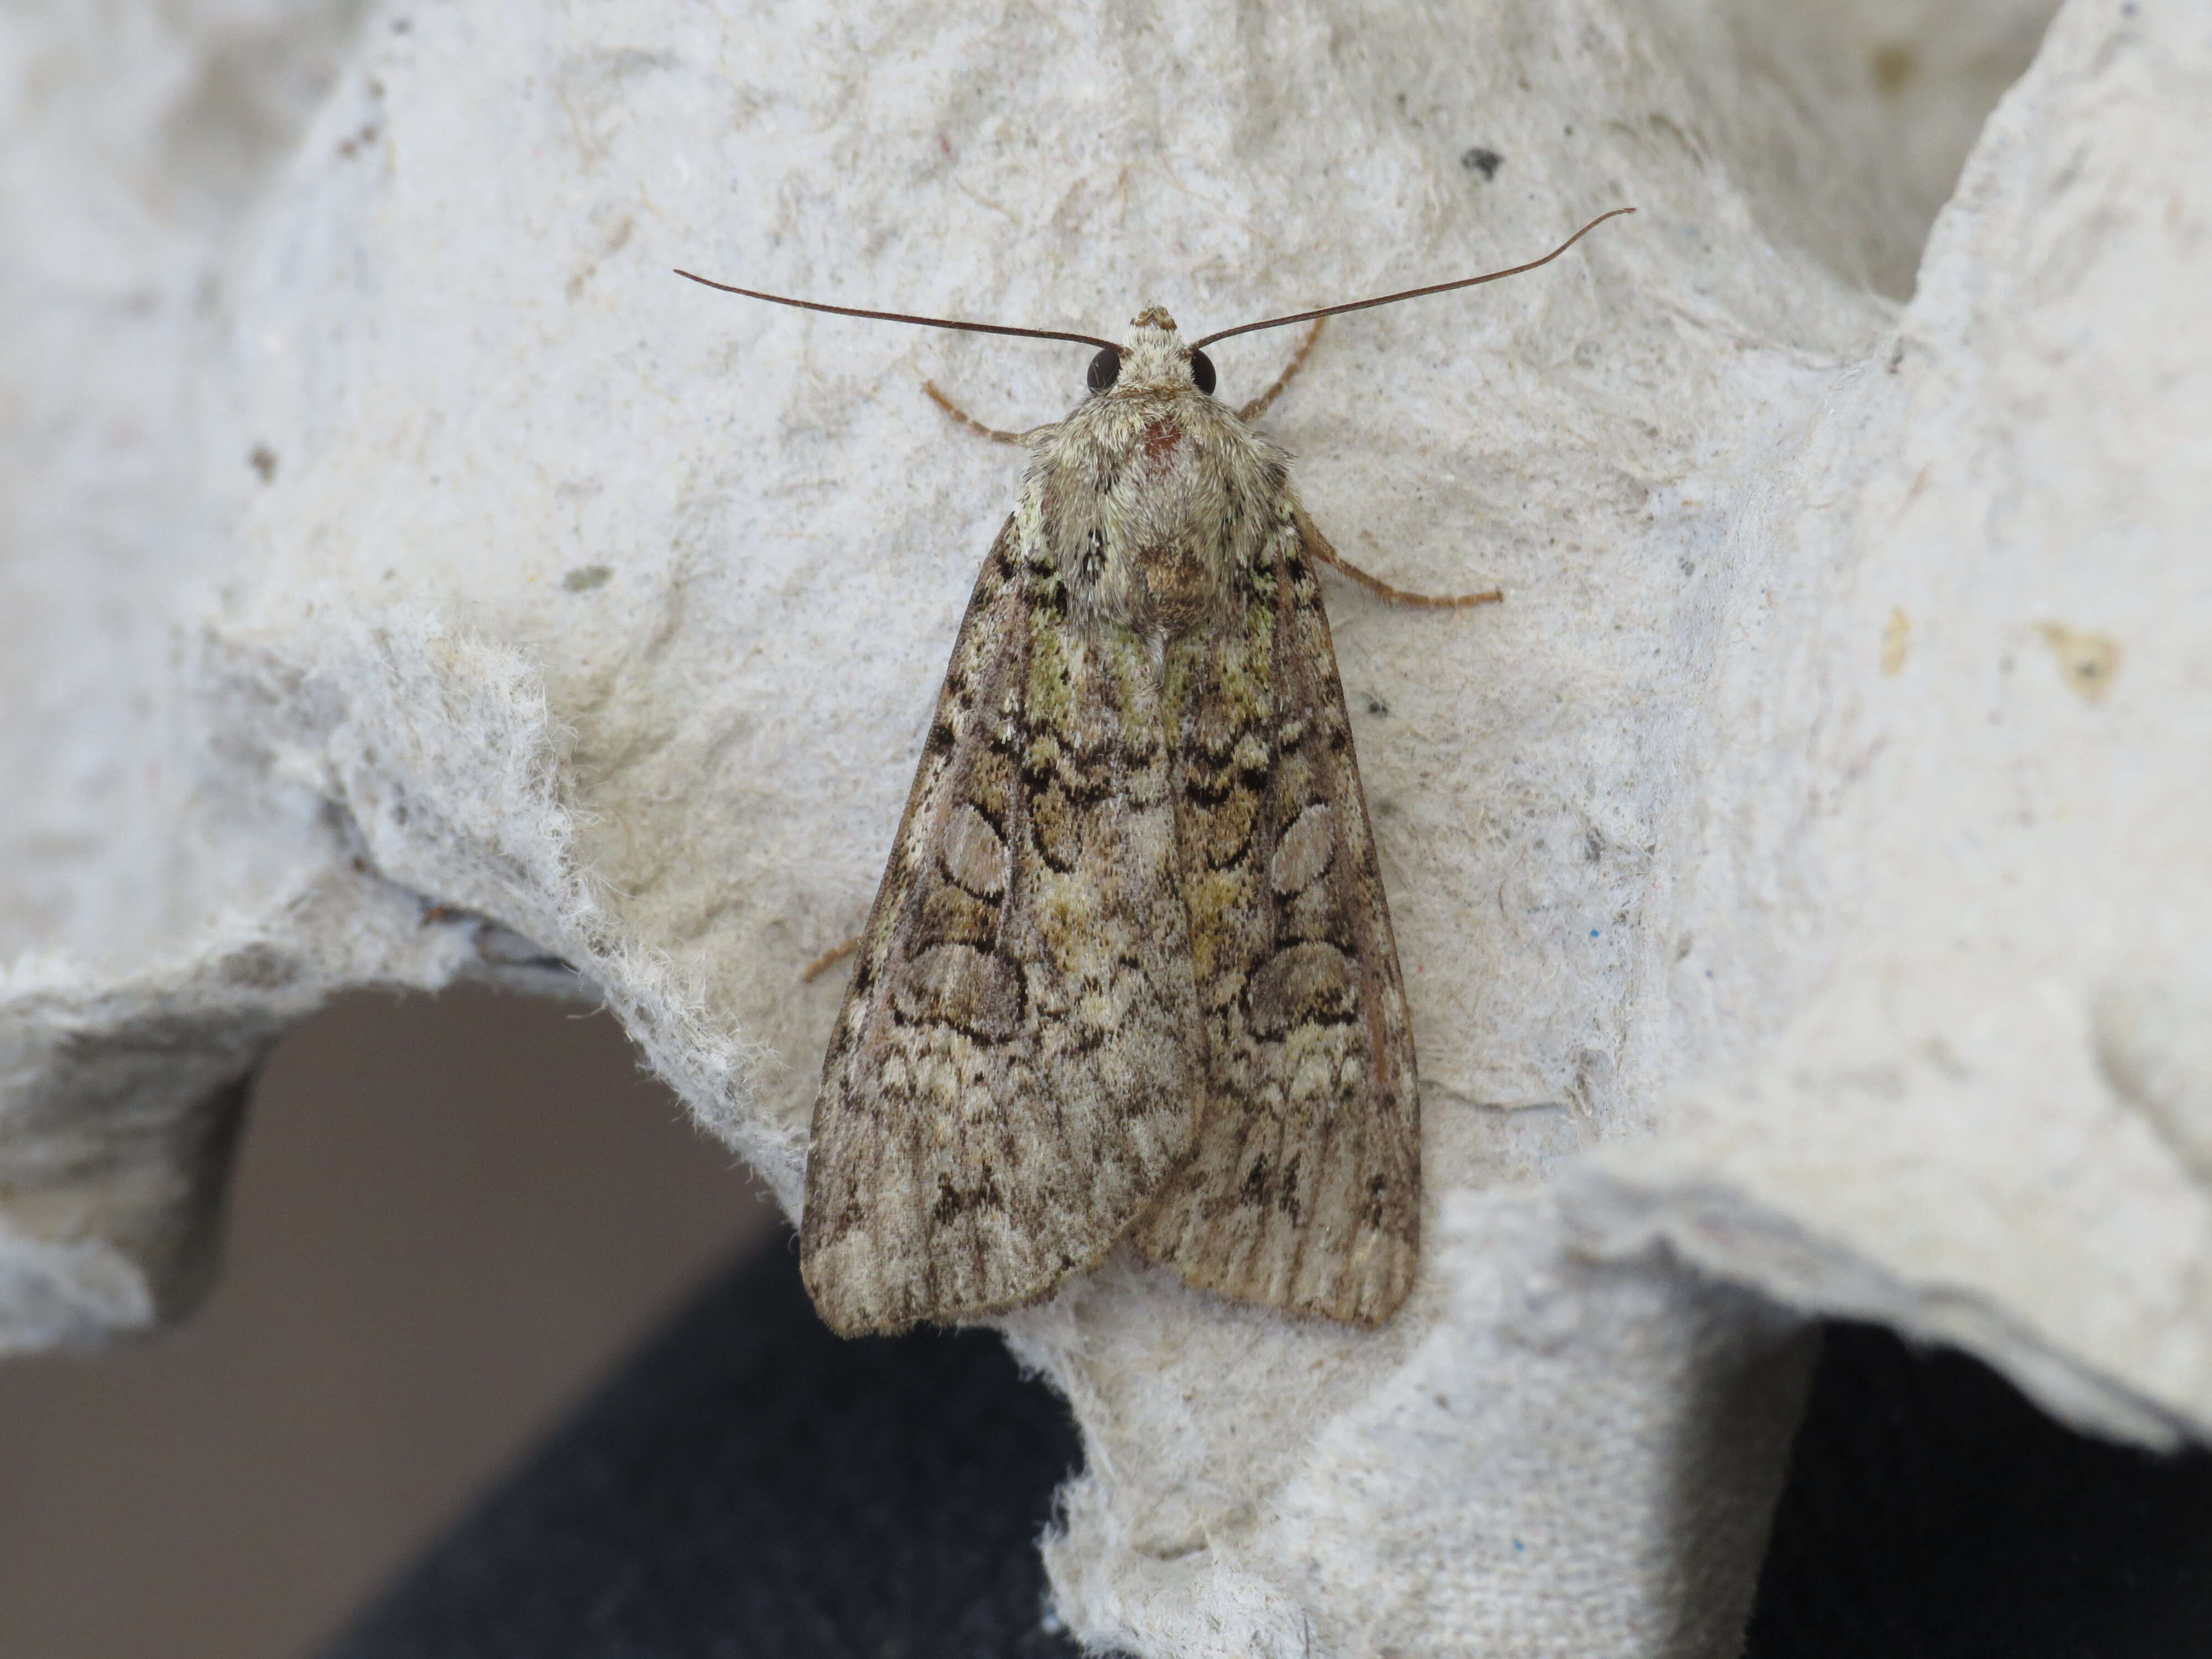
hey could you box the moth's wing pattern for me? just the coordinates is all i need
[1131,508,1421,1326]
[802,517,1201,1336]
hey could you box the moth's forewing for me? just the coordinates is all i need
[1130,510,1422,1327]
[800,519,1203,1337]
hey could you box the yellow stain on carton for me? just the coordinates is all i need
[2037,623,2119,703]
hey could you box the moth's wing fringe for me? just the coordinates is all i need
[801,517,1203,1336]
[1131,508,1422,1327]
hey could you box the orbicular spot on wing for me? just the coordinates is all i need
[1269,802,1336,894]
[1189,784,1258,868]
[1181,752,1236,807]
[1030,785,1082,871]
[1183,866,1258,1008]
[1246,940,1358,1036]
[939,803,1009,896]
[890,944,1027,1041]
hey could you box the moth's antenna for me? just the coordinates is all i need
[672,269,1118,351]
[1191,207,1635,349]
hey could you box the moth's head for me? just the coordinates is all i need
[1082,306,1217,402]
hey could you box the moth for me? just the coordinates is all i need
[680,209,1630,1337]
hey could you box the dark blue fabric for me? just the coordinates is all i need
[324,1234,1091,1659]
[1747,1322,2212,1657]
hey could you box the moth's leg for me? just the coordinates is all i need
[1237,318,1326,423]
[923,382,1026,446]
[801,935,863,984]
[1297,506,1504,609]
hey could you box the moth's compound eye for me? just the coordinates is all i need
[1087,347,1123,394]
[1188,348,1217,397]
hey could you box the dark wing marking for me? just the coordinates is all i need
[801,517,1201,1335]
[1130,508,1421,1326]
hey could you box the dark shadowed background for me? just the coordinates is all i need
[0,986,772,1659]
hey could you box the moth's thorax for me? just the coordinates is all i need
[1025,309,1291,641]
